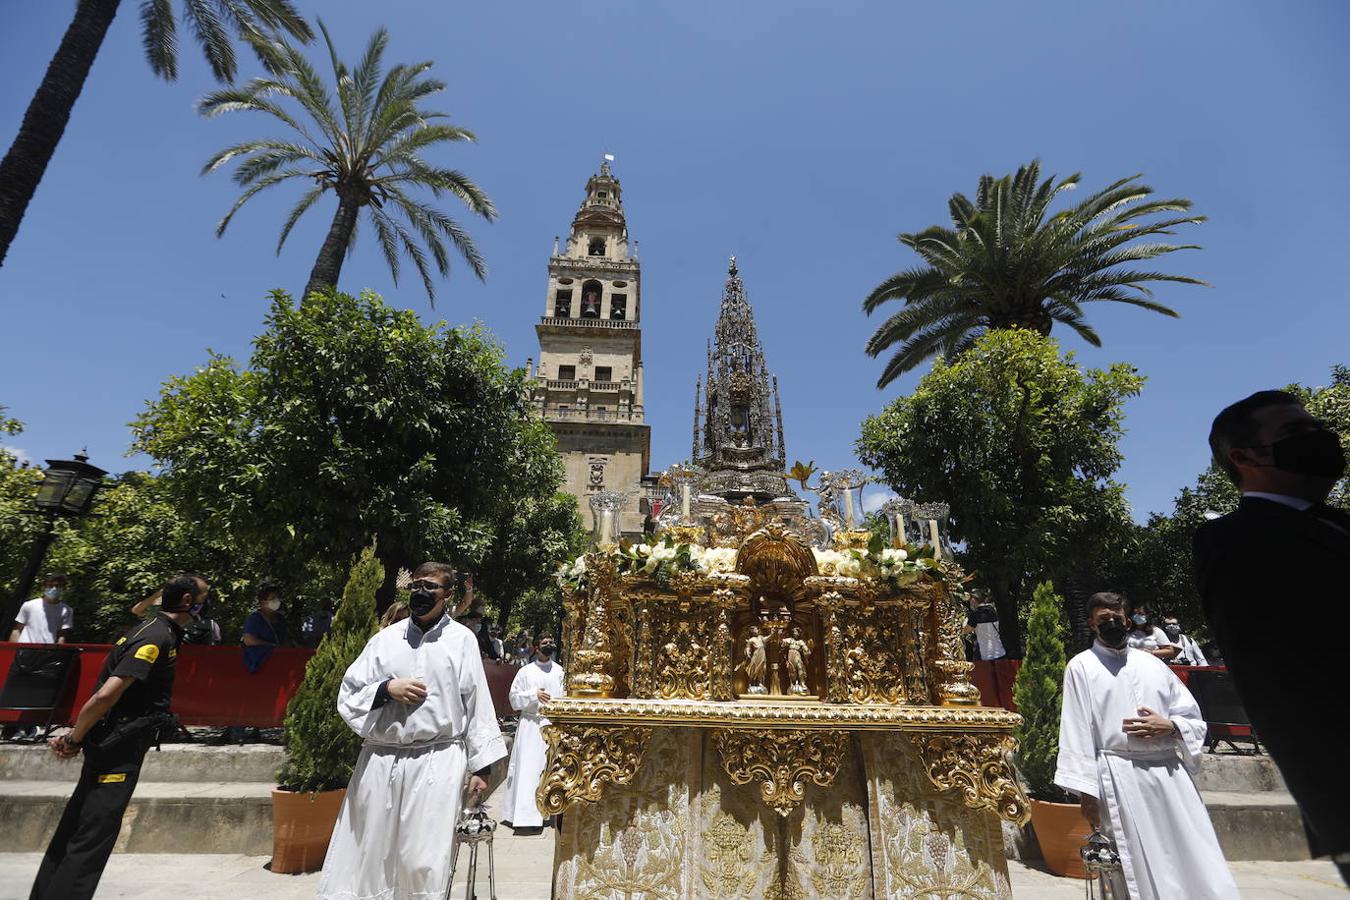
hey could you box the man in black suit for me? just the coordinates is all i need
[1194,390,1349,883]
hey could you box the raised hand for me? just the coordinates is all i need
[388,678,428,705]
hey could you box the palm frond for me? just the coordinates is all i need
[201,23,493,303]
[182,0,237,82]
[139,0,178,81]
[213,168,310,236]
[863,160,1205,384]
[276,184,326,254]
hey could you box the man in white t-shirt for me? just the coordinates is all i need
[9,574,73,644]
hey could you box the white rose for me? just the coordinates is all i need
[880,548,907,565]
[569,557,587,576]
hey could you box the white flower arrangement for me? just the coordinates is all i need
[555,531,941,594]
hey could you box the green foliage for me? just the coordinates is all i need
[0,422,43,603]
[857,330,1142,652]
[863,160,1206,386]
[132,288,568,609]
[199,22,495,304]
[137,0,313,84]
[1013,581,1070,802]
[278,544,381,793]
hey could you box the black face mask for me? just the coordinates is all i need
[1163,625,1181,641]
[1097,619,1129,648]
[538,644,556,658]
[409,588,439,619]
[1269,429,1346,480]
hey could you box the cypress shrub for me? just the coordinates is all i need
[277,545,382,792]
[1012,580,1072,802]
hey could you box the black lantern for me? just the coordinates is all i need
[34,451,107,517]
[5,451,108,628]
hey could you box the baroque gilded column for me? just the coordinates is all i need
[569,552,617,698]
[813,588,849,704]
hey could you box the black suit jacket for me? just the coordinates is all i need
[1193,496,1350,856]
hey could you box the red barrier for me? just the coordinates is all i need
[1,642,521,728]
[970,658,1227,714]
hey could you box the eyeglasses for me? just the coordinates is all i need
[409,579,450,592]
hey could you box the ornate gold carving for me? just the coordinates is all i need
[841,618,905,704]
[809,823,867,896]
[567,552,618,698]
[707,497,776,547]
[812,590,850,703]
[655,610,711,699]
[702,812,758,895]
[537,722,654,815]
[927,581,982,706]
[910,733,1029,825]
[831,528,873,551]
[736,521,819,599]
[713,728,848,816]
[541,695,1023,730]
[663,523,705,546]
[710,588,738,701]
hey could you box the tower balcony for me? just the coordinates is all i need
[543,379,629,392]
[545,407,643,424]
[539,316,637,330]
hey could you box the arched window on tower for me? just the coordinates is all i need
[588,237,605,257]
[580,280,602,318]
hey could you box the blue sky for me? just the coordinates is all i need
[2,1,1348,520]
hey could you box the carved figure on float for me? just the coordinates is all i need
[785,626,812,695]
[744,625,768,694]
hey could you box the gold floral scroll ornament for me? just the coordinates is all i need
[713,729,847,817]
[909,733,1029,824]
[537,723,653,815]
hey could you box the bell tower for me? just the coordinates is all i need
[529,159,651,537]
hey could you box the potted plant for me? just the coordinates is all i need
[1013,580,1091,878]
[271,545,382,874]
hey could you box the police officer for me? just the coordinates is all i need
[30,573,206,900]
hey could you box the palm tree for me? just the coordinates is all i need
[0,0,311,267]
[862,160,1207,388]
[200,23,497,304]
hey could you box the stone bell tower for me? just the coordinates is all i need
[528,160,652,537]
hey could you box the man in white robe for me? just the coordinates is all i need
[318,562,507,900]
[1054,592,1238,900]
[501,635,565,834]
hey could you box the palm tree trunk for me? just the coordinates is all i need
[0,0,122,267]
[304,191,360,298]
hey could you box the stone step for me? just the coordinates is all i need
[1190,752,1287,794]
[1005,787,1308,865]
[0,743,284,783]
[0,752,511,856]
[1204,790,1310,862]
[0,781,276,855]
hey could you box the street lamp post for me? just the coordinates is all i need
[5,451,106,629]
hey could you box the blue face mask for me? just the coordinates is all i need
[43,587,63,601]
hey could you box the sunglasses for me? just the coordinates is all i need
[409,579,451,592]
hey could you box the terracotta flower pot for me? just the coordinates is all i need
[1028,797,1093,878]
[271,787,346,874]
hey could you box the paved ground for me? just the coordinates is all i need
[0,771,1343,899]
[1,852,1343,898]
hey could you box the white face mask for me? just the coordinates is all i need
[265,599,282,612]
